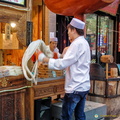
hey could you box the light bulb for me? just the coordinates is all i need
[10,23,16,28]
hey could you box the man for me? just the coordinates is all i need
[47,37,61,59]
[61,37,72,57]
[38,18,91,120]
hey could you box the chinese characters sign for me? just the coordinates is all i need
[0,0,25,6]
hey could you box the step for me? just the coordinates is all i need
[52,100,107,120]
[113,117,120,120]
[85,101,107,120]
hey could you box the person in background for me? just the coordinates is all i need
[47,37,61,59]
[37,18,91,120]
[61,37,72,57]
[31,37,61,63]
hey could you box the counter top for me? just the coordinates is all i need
[36,76,65,82]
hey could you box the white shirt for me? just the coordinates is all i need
[46,45,61,58]
[48,36,91,93]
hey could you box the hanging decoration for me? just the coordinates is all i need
[99,0,119,16]
[44,0,115,20]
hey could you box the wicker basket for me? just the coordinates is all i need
[38,64,64,78]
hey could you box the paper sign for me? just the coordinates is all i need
[50,32,54,38]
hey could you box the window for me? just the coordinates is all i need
[86,13,114,65]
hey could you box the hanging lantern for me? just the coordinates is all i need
[44,0,115,19]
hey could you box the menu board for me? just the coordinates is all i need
[0,0,26,6]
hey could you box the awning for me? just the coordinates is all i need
[99,0,119,16]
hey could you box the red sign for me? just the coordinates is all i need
[99,0,119,16]
[118,23,120,52]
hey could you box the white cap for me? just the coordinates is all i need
[70,18,85,29]
[50,37,58,42]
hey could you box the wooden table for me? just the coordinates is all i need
[25,77,65,120]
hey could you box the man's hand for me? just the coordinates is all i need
[33,49,50,63]
[38,52,46,62]
[31,49,46,62]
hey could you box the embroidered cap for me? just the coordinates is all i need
[70,18,85,29]
[50,37,58,42]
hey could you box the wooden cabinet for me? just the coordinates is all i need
[0,73,27,120]
[89,63,120,98]
[0,89,26,120]
[25,78,65,120]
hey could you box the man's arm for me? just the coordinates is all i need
[43,57,49,63]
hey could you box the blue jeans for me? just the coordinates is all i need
[61,90,89,120]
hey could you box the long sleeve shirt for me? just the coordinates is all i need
[48,36,91,93]
[46,45,61,58]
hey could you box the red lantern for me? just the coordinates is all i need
[44,0,115,20]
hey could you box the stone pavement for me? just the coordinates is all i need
[52,100,107,120]
[85,101,107,120]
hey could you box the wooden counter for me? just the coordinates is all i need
[25,77,65,120]
[89,63,120,98]
[88,63,120,115]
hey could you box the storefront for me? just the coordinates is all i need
[0,0,120,119]
[86,0,120,65]
[56,0,120,65]
[86,0,120,115]
[0,1,64,119]
[86,13,115,65]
